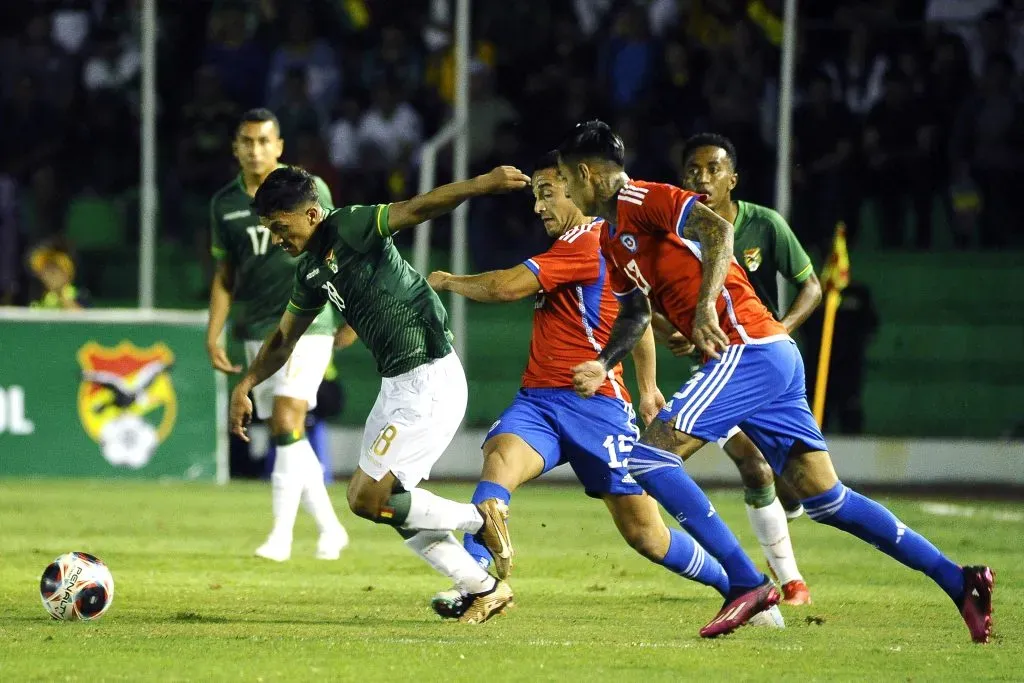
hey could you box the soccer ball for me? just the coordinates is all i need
[39,552,115,621]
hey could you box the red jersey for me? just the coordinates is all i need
[600,180,789,347]
[521,220,630,402]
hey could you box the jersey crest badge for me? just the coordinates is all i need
[325,249,338,274]
[620,233,638,253]
[76,341,177,470]
[743,247,762,272]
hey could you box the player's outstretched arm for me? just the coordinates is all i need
[386,166,531,233]
[631,324,666,426]
[229,311,314,441]
[573,290,651,398]
[780,271,822,333]
[427,265,540,303]
[681,201,733,358]
[206,260,241,373]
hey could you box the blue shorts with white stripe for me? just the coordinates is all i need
[656,339,828,474]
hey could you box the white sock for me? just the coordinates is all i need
[267,443,305,543]
[286,439,346,536]
[746,498,803,585]
[404,530,495,594]
[403,488,483,533]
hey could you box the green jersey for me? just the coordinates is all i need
[210,172,337,340]
[732,201,814,319]
[287,204,453,377]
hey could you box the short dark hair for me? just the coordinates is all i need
[557,120,625,167]
[251,166,319,216]
[681,133,738,170]
[237,108,280,137]
[533,150,560,174]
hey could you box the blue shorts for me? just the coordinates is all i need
[657,340,829,474]
[486,388,644,498]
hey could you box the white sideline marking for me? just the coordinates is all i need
[919,503,1024,523]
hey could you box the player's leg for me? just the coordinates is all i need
[720,429,811,605]
[271,335,348,559]
[757,341,993,642]
[346,353,512,622]
[774,473,805,520]
[638,345,797,635]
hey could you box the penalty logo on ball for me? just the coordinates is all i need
[40,552,115,621]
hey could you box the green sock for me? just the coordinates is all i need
[378,491,411,526]
[272,430,304,446]
[744,484,777,508]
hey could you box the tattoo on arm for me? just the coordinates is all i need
[682,202,734,311]
[597,291,651,370]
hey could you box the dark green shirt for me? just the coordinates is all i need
[210,172,337,340]
[287,205,454,377]
[732,200,814,319]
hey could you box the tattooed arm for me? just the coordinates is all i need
[572,290,651,398]
[681,201,733,358]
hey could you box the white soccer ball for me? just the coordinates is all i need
[39,552,115,621]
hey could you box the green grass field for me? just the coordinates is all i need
[0,480,1020,682]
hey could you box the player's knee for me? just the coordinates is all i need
[346,483,383,521]
[620,521,669,562]
[738,456,774,489]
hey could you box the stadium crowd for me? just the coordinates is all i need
[0,0,1022,305]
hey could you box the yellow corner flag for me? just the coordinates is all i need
[812,223,850,427]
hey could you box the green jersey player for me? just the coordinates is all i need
[206,109,348,563]
[229,163,531,623]
[668,133,823,606]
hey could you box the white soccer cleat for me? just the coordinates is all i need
[747,604,786,628]
[314,528,349,560]
[255,538,291,562]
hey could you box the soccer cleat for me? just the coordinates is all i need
[459,579,514,624]
[431,587,469,619]
[314,527,349,560]
[254,538,291,562]
[699,578,781,638]
[476,499,513,579]
[781,579,812,605]
[747,604,785,628]
[959,565,994,643]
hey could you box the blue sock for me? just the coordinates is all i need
[629,442,764,591]
[463,481,512,570]
[658,529,730,596]
[804,482,965,602]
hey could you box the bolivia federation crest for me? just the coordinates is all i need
[76,341,177,470]
[743,247,762,272]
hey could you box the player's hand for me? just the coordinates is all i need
[665,331,696,357]
[571,360,606,399]
[691,304,729,359]
[638,388,666,427]
[207,344,241,373]
[229,385,254,442]
[427,270,451,292]
[475,166,531,194]
[334,324,358,350]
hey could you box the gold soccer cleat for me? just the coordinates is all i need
[476,499,513,579]
[459,579,514,624]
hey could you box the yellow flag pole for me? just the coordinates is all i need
[812,288,840,427]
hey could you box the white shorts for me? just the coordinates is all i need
[244,335,334,419]
[359,352,468,489]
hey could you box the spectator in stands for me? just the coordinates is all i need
[27,243,89,310]
[327,95,362,172]
[793,70,857,249]
[1,12,76,109]
[599,5,657,110]
[265,6,340,116]
[355,80,423,171]
[951,52,1024,247]
[0,175,18,305]
[271,67,327,149]
[467,62,518,165]
[359,25,423,96]
[823,24,887,116]
[202,5,269,108]
[863,74,934,248]
[82,26,141,101]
